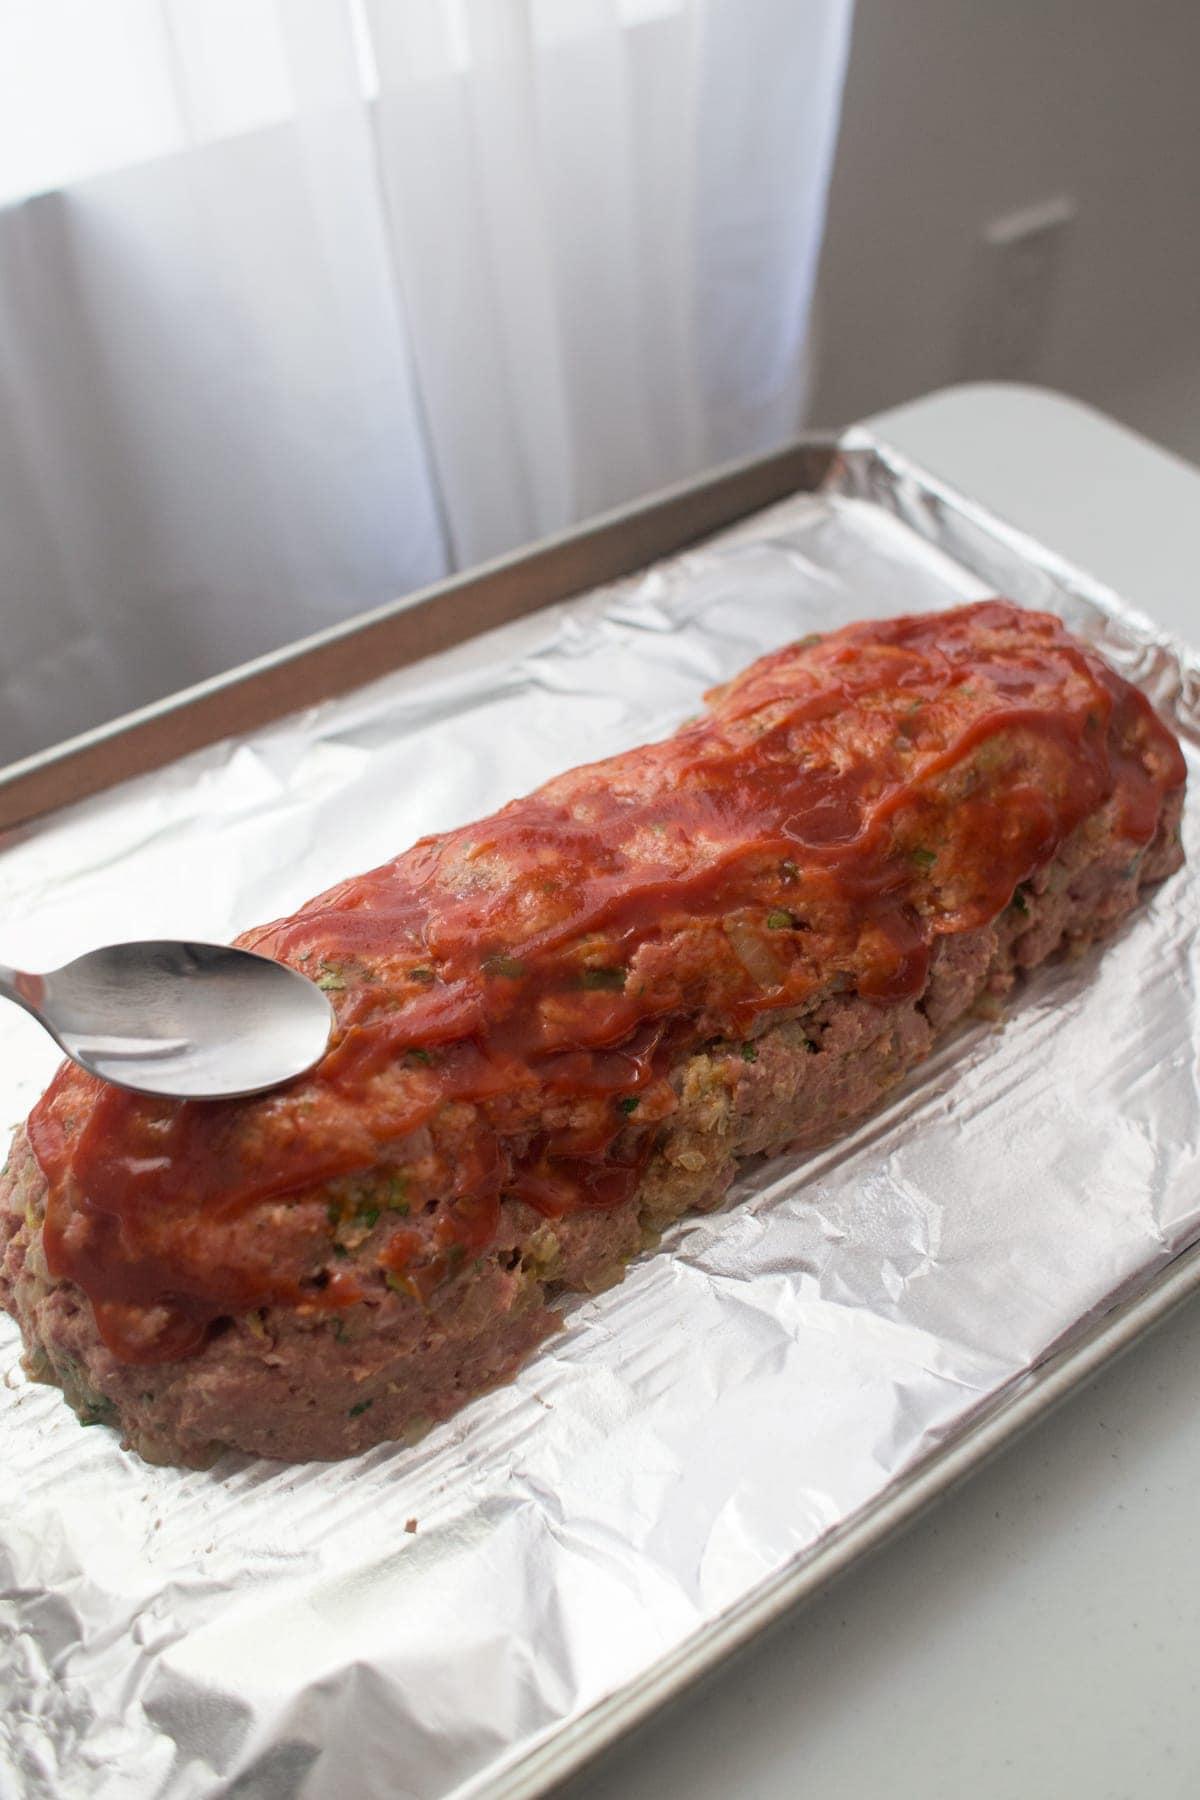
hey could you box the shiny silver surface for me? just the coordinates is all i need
[0,941,333,1099]
[0,435,1196,1800]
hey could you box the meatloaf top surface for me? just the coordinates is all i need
[25,601,1186,1365]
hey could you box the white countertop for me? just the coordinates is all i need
[559,384,1200,1800]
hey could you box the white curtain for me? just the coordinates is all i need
[0,0,853,765]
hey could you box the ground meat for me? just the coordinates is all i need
[0,603,1187,1464]
[0,788,1183,1465]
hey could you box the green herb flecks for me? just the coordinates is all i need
[78,1399,118,1428]
[348,1399,373,1418]
[617,1095,640,1114]
[409,966,436,985]
[482,953,526,979]
[766,909,794,930]
[910,847,937,870]
[740,1042,758,1062]
[581,966,626,991]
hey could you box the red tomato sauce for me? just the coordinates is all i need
[27,603,1186,1363]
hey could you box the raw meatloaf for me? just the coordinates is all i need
[0,602,1186,1464]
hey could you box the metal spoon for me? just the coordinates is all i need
[0,941,334,1100]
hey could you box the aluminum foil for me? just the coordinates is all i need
[1,437,1197,1800]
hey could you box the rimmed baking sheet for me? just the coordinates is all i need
[1,434,1196,1800]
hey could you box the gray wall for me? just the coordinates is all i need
[810,0,1200,459]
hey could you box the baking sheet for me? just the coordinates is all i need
[1,437,1197,1800]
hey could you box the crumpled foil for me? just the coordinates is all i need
[1,437,1197,1800]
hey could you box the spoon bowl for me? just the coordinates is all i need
[2,941,335,1099]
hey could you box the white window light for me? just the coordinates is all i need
[0,0,687,210]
